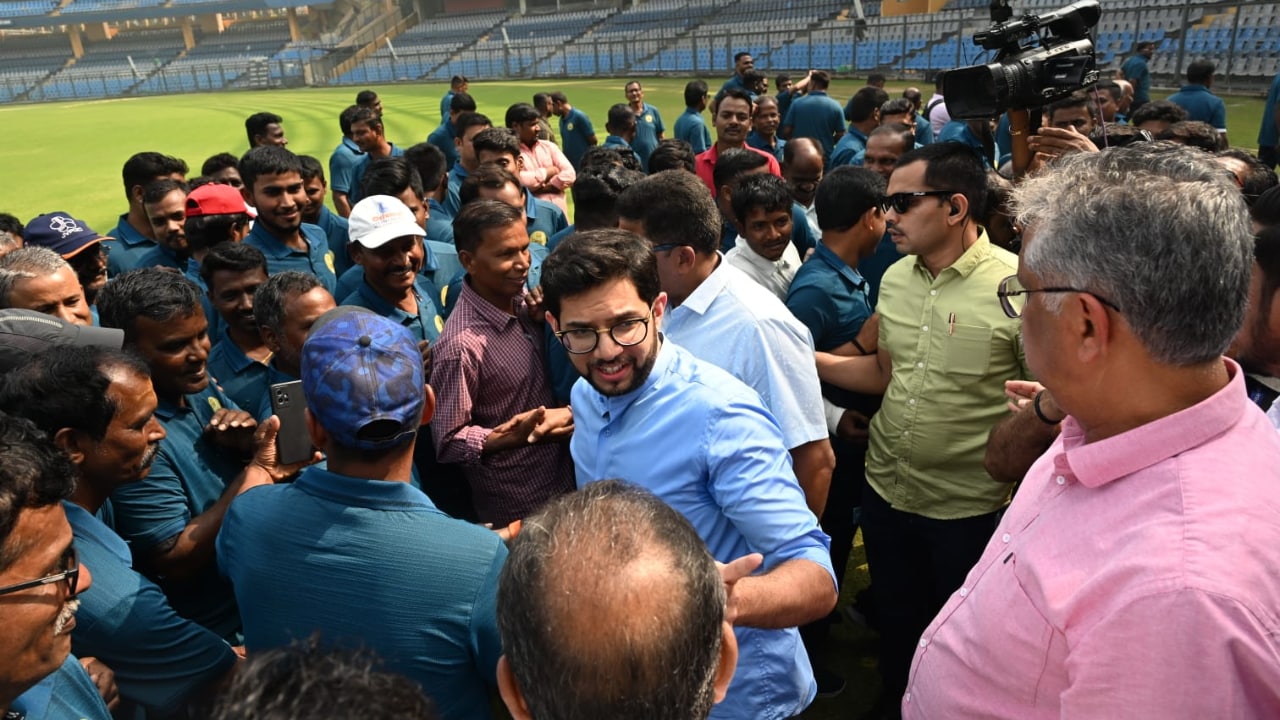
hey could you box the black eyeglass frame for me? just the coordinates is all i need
[555,310,655,355]
[0,546,79,598]
[996,274,1123,319]
[879,190,958,215]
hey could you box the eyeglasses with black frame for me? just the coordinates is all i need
[879,190,958,215]
[997,275,1123,319]
[555,310,654,355]
[0,546,79,598]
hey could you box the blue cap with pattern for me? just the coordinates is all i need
[301,306,424,450]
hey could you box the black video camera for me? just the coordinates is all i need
[943,0,1102,118]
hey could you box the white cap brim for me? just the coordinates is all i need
[351,222,427,249]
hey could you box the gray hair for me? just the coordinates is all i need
[0,231,20,257]
[1013,143,1252,366]
[253,271,323,338]
[0,246,71,307]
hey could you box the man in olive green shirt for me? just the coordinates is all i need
[816,142,1027,716]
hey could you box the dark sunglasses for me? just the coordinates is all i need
[880,190,957,215]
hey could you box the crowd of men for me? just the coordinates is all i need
[1,45,1280,720]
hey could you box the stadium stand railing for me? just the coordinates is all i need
[1,0,1278,101]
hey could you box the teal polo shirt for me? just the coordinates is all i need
[244,221,338,295]
[938,120,996,169]
[134,242,183,272]
[602,134,641,167]
[675,107,713,154]
[11,655,111,720]
[183,257,225,348]
[328,137,364,199]
[857,233,906,309]
[559,107,596,168]
[524,191,568,247]
[65,502,237,718]
[632,103,665,171]
[340,275,443,343]
[1166,84,1227,129]
[782,91,846,156]
[440,90,455,120]
[348,144,406,207]
[1258,72,1280,148]
[830,126,868,167]
[747,130,786,163]
[316,206,353,276]
[548,223,574,251]
[427,119,459,172]
[207,327,269,414]
[106,214,156,275]
[786,242,872,352]
[427,198,455,244]
[217,466,506,720]
[109,382,244,642]
[443,164,469,218]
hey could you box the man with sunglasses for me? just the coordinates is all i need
[0,346,238,719]
[542,228,837,720]
[906,141,1280,718]
[815,142,1027,718]
[0,411,107,720]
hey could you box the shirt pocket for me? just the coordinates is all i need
[943,323,993,378]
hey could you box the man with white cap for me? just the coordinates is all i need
[339,195,445,344]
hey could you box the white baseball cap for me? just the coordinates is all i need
[347,195,426,249]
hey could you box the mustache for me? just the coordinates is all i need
[139,443,160,471]
[54,598,80,636]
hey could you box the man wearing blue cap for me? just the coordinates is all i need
[217,306,507,720]
[23,212,111,311]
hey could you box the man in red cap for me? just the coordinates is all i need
[183,182,255,346]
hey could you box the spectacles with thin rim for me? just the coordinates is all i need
[880,190,958,215]
[555,310,654,355]
[997,275,1122,319]
[0,546,79,598]
[651,243,685,254]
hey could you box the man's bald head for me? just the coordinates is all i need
[497,480,734,720]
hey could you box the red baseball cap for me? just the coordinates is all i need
[186,183,255,218]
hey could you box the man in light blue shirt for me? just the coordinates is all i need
[541,228,838,720]
[675,80,713,154]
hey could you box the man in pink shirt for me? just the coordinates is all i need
[507,103,575,215]
[906,145,1280,718]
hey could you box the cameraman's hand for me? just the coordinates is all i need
[1028,126,1098,161]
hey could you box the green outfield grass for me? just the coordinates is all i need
[0,77,1267,234]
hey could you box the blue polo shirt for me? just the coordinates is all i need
[786,242,872,352]
[440,90,455,120]
[675,107,713,154]
[570,341,834,720]
[348,144,407,206]
[938,120,995,168]
[914,112,934,144]
[776,90,796,122]
[443,164,469,218]
[427,119,460,172]
[746,130,786,162]
[133,242,183,272]
[207,327,270,414]
[316,206,353,276]
[782,91,846,157]
[340,275,443,343]
[548,223,574,251]
[329,137,364,199]
[558,107,596,169]
[830,126,868,167]
[1167,84,1227,129]
[856,233,905,309]
[1259,72,1280,149]
[106,214,156,276]
[244,221,337,295]
[1121,54,1151,103]
[10,655,111,720]
[719,74,747,94]
[65,502,236,718]
[109,382,244,642]
[177,258,224,349]
[525,191,568,247]
[217,466,507,720]
[333,240,460,306]
[426,198,455,244]
[630,102,665,171]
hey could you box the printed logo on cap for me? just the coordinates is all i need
[49,216,83,239]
